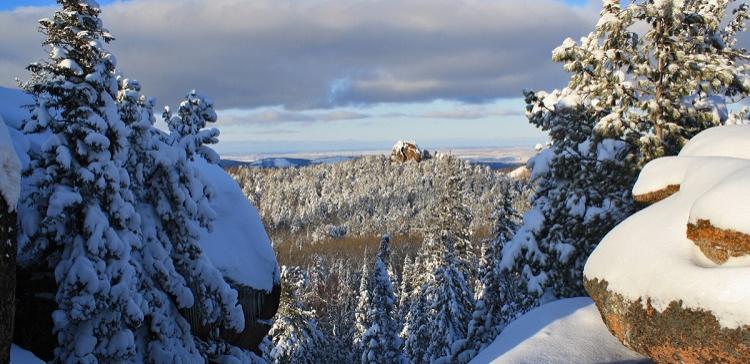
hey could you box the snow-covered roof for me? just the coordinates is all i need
[471,298,646,364]
[586,125,750,329]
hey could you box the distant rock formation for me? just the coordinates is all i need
[508,166,530,180]
[390,140,431,163]
[584,126,750,364]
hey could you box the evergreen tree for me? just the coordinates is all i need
[429,160,475,282]
[117,78,204,362]
[501,0,750,308]
[397,254,415,321]
[423,236,474,363]
[18,1,144,361]
[164,90,220,163]
[405,173,475,363]
[401,284,431,364]
[360,236,405,364]
[18,1,246,360]
[266,266,327,364]
[453,188,521,362]
[353,254,371,354]
[158,91,247,358]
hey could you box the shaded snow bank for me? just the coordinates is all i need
[471,298,648,364]
[10,345,44,364]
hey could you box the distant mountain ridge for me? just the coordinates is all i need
[221,155,523,170]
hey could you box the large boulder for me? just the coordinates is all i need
[0,116,20,364]
[585,125,750,363]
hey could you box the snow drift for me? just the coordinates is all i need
[471,298,647,364]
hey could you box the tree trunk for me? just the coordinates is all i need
[0,197,17,364]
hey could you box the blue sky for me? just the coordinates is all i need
[0,0,600,156]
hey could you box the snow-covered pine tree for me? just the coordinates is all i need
[427,158,474,282]
[353,253,371,355]
[117,77,204,362]
[266,266,327,364]
[360,236,405,364]
[410,172,475,363]
[397,254,415,321]
[423,235,474,364]
[401,284,431,364]
[164,90,220,163]
[453,188,521,363]
[501,0,750,308]
[324,259,359,363]
[157,91,246,358]
[18,1,144,361]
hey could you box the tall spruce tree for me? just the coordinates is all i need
[121,80,247,361]
[360,236,404,364]
[501,0,750,308]
[118,78,204,362]
[18,1,144,361]
[453,188,521,362]
[265,266,327,364]
[397,254,415,321]
[401,284,431,364]
[353,252,371,354]
[18,1,247,360]
[406,172,475,363]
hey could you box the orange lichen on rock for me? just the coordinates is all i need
[633,184,680,205]
[687,219,750,265]
[584,278,750,364]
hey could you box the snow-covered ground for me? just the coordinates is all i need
[471,298,649,364]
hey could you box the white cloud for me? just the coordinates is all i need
[0,0,601,112]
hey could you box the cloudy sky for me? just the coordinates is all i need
[0,0,601,156]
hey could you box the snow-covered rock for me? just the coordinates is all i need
[390,140,430,163]
[471,298,648,364]
[196,158,279,291]
[507,165,530,180]
[585,125,750,363]
[0,116,21,209]
[678,124,750,159]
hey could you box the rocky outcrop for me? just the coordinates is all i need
[184,282,281,354]
[586,278,750,364]
[0,198,16,364]
[14,266,56,361]
[390,141,430,163]
[584,126,750,364]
